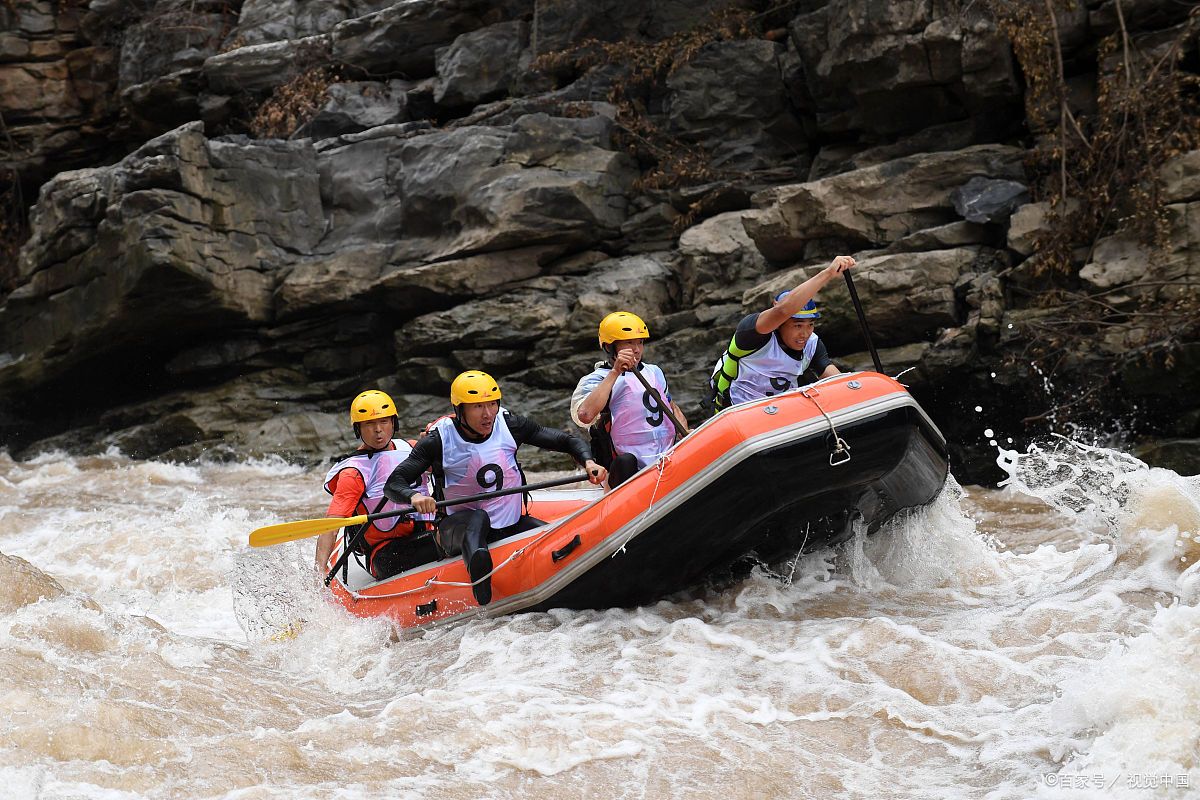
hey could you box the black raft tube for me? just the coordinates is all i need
[844,271,884,374]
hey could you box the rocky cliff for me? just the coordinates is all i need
[2,0,1198,481]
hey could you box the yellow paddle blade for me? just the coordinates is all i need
[266,621,305,643]
[247,514,368,547]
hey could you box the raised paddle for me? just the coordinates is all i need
[628,366,690,438]
[843,270,883,373]
[248,472,591,548]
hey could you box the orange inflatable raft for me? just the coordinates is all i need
[320,371,948,629]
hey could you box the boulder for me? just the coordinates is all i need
[277,245,561,318]
[202,35,329,95]
[434,21,528,112]
[331,0,500,78]
[1163,149,1200,204]
[950,177,1028,224]
[742,144,1026,262]
[675,210,769,306]
[302,80,412,140]
[313,112,638,260]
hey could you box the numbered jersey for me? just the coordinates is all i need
[718,332,820,407]
[433,411,524,528]
[323,440,418,541]
[581,363,676,468]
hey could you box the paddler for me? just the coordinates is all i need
[383,371,606,606]
[708,255,856,411]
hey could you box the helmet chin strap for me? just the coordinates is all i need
[453,405,487,439]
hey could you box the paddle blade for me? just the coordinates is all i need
[248,514,368,547]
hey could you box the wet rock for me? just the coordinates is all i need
[950,177,1028,224]
[0,553,66,613]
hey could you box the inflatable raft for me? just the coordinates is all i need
[320,371,948,629]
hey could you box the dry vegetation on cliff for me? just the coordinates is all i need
[990,1,1200,394]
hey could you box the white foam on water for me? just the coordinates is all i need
[3,447,1199,798]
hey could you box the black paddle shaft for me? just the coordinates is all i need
[844,271,884,374]
[629,366,688,436]
[323,472,590,586]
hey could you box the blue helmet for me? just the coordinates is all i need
[773,291,821,319]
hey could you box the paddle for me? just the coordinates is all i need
[629,366,689,438]
[843,271,883,373]
[319,472,592,587]
[248,473,591,548]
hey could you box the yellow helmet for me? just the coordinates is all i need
[450,370,501,406]
[350,389,397,424]
[598,311,649,348]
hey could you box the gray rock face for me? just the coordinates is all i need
[0,1,122,186]
[0,123,323,395]
[789,0,1020,137]
[331,0,499,77]
[742,144,1026,262]
[434,21,528,112]
[303,80,412,140]
[228,0,397,48]
[666,40,807,171]
[3,0,1198,485]
[314,112,637,261]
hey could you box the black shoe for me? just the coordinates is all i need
[466,547,493,606]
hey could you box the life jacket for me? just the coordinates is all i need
[710,331,820,411]
[581,362,675,470]
[433,410,526,528]
[323,440,421,568]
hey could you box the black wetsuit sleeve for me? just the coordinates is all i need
[731,313,771,352]
[383,431,442,503]
[505,412,593,466]
[809,338,833,375]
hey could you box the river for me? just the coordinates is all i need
[1,440,1197,799]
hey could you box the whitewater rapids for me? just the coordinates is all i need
[0,441,1196,799]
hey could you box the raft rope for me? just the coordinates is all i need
[801,388,851,466]
[612,451,672,557]
[342,522,566,600]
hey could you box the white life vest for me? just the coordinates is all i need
[434,410,524,528]
[721,332,820,407]
[323,440,417,532]
[597,363,676,468]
